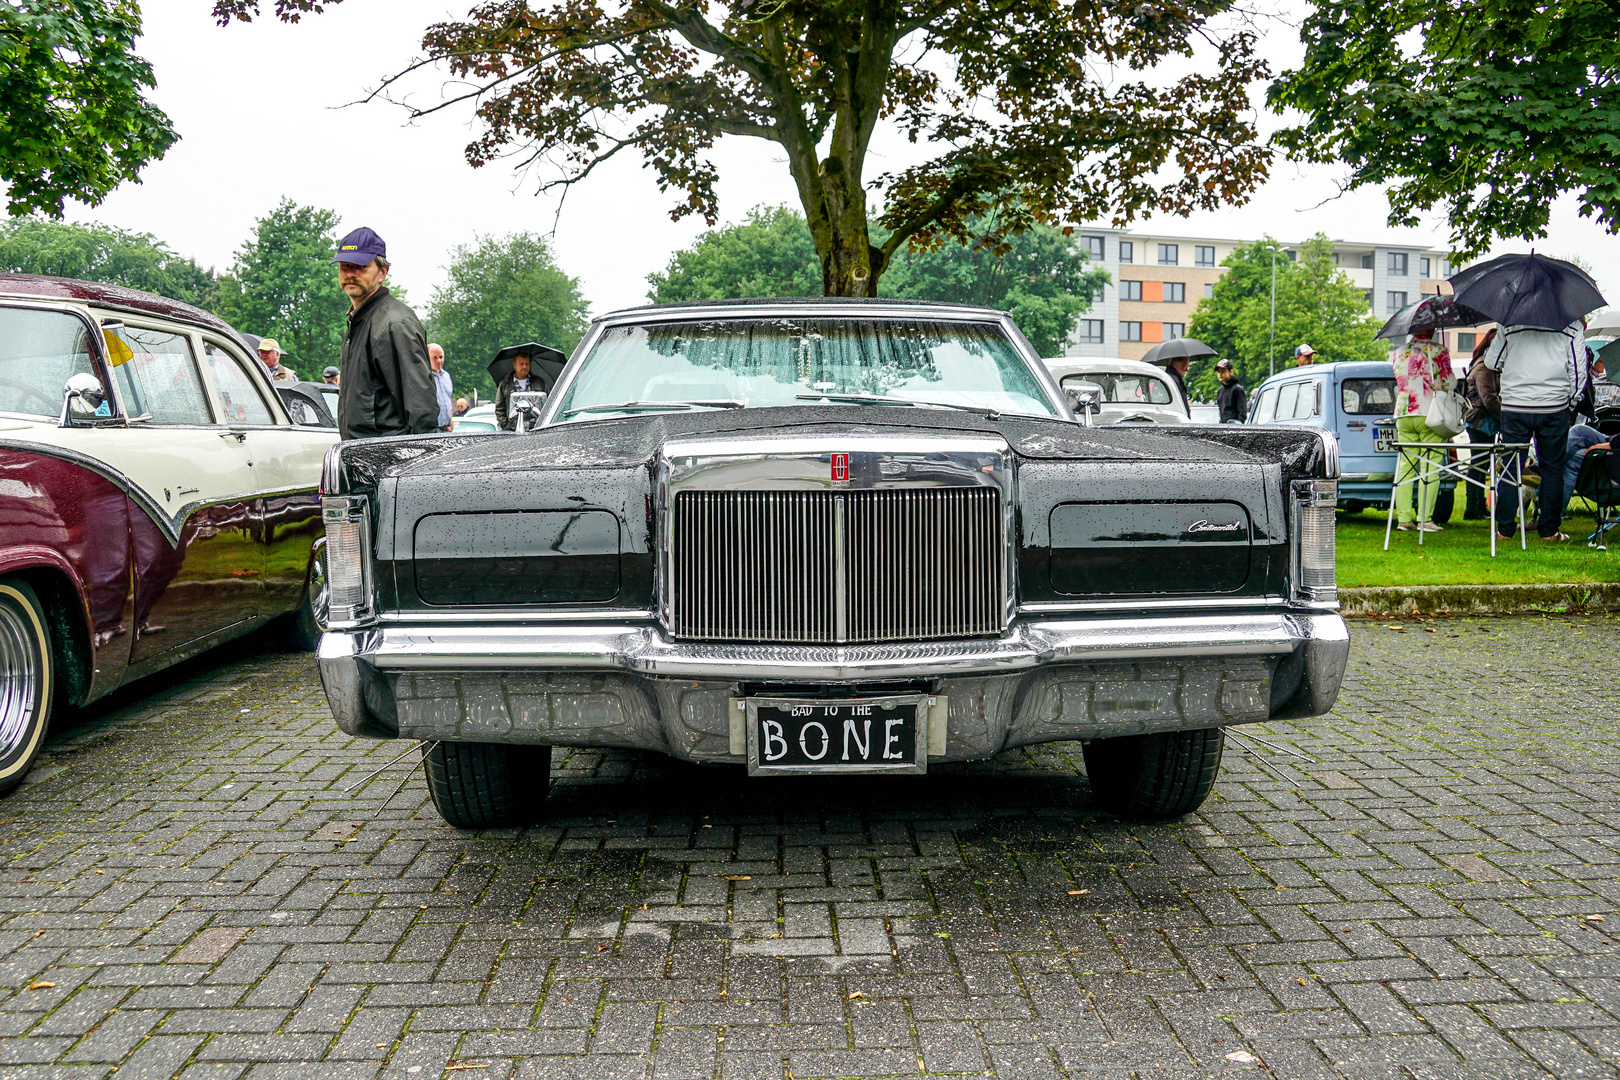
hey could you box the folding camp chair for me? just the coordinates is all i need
[1572,446,1620,550]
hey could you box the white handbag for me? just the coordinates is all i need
[1425,387,1465,438]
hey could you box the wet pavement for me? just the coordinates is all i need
[1,614,1618,1079]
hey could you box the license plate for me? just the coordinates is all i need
[746,697,926,775]
[1374,432,1395,452]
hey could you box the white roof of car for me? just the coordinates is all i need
[1042,357,1174,379]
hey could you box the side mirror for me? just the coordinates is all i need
[510,390,547,434]
[61,372,106,427]
[1064,382,1104,427]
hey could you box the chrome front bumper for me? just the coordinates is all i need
[316,612,1349,761]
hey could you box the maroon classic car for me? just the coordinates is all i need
[0,276,336,793]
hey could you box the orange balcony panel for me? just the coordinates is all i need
[1143,281,1164,303]
[1144,322,1164,343]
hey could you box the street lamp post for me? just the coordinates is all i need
[1268,246,1277,378]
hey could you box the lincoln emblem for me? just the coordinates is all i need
[830,452,850,482]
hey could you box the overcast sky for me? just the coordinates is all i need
[68,0,1619,321]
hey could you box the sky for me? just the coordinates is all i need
[65,0,1620,320]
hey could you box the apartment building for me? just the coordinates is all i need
[1063,227,1468,362]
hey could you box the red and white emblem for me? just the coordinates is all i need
[830,452,850,482]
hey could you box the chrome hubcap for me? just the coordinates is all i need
[0,601,38,758]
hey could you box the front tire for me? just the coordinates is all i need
[422,741,552,828]
[1082,729,1224,819]
[0,579,54,796]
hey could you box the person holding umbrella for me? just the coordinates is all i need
[491,342,568,431]
[1391,329,1453,532]
[1450,253,1605,541]
[1141,337,1216,416]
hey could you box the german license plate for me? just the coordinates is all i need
[746,697,926,775]
[1374,430,1395,452]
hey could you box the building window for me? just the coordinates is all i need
[1157,243,1179,266]
[1363,289,1374,307]
[1420,256,1432,277]
[1387,291,1408,313]
[1078,320,1105,345]
[1195,245,1215,267]
[1204,283,1214,299]
[1388,252,1408,275]
[1165,323,1185,340]
[1092,283,1106,303]
[1331,252,1340,266]
[1164,282,1185,304]
[1286,249,1297,261]
[1119,240,1133,264]
[1083,235,1105,261]
[1457,332,1476,353]
[1120,280,1142,301]
[1438,259,1450,277]
[1121,322,1143,342]
[1360,253,1374,269]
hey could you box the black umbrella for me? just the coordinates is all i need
[1447,252,1607,332]
[1375,295,1493,341]
[487,342,568,390]
[1141,337,1218,366]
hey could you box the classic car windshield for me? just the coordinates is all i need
[1060,372,1173,404]
[551,317,1061,422]
[0,307,97,418]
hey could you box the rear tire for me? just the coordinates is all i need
[422,741,552,828]
[0,579,54,796]
[1082,729,1224,819]
[279,551,324,652]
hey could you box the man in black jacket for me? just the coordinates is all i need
[332,227,437,440]
[1215,359,1248,423]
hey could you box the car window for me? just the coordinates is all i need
[1251,387,1276,423]
[554,317,1061,421]
[110,326,213,425]
[1341,377,1395,415]
[202,342,276,425]
[1273,382,1299,422]
[1289,381,1321,420]
[1060,372,1173,404]
[0,307,98,418]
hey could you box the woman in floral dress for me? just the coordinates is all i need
[1391,329,1453,531]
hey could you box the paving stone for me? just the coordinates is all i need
[3,617,1619,1077]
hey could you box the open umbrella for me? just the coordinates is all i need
[1585,308,1620,337]
[1375,295,1493,341]
[1447,252,1607,332]
[487,342,568,390]
[1141,337,1217,366]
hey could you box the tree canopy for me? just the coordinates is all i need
[425,232,589,399]
[0,217,218,308]
[1185,234,1385,398]
[213,199,349,374]
[214,0,1270,297]
[648,204,1107,355]
[0,1,177,218]
[1268,0,1618,255]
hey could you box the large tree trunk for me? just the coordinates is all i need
[809,152,883,297]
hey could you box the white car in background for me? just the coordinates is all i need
[1042,358,1190,424]
[451,404,500,433]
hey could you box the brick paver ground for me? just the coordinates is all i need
[2,615,1618,1079]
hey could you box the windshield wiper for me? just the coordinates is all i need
[794,391,1000,417]
[561,399,747,417]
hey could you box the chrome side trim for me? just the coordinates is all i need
[352,614,1303,681]
[375,608,656,625]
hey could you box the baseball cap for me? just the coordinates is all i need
[1215,358,1233,370]
[257,338,282,354]
[332,227,387,265]
[323,366,340,378]
[1295,343,1315,356]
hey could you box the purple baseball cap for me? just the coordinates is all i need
[332,226,386,265]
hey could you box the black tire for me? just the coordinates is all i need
[278,551,324,652]
[1338,500,1367,515]
[1082,729,1224,819]
[1432,487,1456,525]
[422,741,552,828]
[0,578,54,796]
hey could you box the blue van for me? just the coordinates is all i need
[1248,360,1456,518]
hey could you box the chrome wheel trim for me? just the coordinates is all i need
[0,598,39,760]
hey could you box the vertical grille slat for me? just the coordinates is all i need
[670,487,1002,644]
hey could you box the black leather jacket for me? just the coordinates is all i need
[335,288,437,439]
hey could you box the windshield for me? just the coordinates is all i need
[0,307,97,418]
[1059,371,1173,404]
[550,316,1061,422]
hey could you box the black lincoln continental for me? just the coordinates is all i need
[314,300,1348,828]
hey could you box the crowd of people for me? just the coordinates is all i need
[1390,319,1606,541]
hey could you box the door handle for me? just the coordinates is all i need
[219,430,246,442]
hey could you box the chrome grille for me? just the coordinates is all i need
[670,488,1003,644]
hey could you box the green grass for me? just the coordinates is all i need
[1336,498,1616,587]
